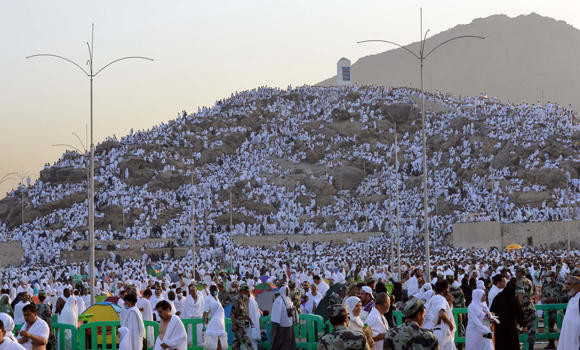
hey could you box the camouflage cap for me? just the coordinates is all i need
[545,270,556,277]
[365,276,376,284]
[38,290,47,297]
[570,268,580,277]
[288,280,296,288]
[328,304,348,318]
[402,298,425,317]
[516,266,527,274]
[239,283,250,292]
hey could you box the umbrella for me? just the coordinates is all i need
[104,296,120,304]
[253,282,277,296]
[315,282,347,320]
[260,275,270,283]
[505,243,522,250]
[255,290,278,314]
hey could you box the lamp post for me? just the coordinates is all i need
[27,24,153,305]
[358,8,484,281]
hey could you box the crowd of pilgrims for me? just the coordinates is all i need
[0,246,578,349]
[0,84,579,348]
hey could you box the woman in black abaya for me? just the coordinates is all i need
[490,278,525,350]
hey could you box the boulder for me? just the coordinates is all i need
[535,168,568,189]
[450,116,469,130]
[39,167,87,184]
[329,166,364,190]
[331,108,350,122]
[316,195,335,207]
[242,200,276,215]
[148,171,189,192]
[304,177,336,196]
[379,103,415,124]
[510,190,553,207]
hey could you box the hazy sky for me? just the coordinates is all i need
[1,0,578,195]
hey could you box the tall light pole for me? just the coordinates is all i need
[27,24,153,305]
[190,173,196,274]
[358,8,484,280]
[53,128,90,267]
[394,122,401,281]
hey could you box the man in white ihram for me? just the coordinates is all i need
[423,280,456,350]
[120,293,145,350]
[557,270,580,350]
[17,305,49,350]
[154,301,186,350]
[182,284,204,347]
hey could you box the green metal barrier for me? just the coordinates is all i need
[14,324,22,333]
[392,310,404,326]
[78,320,121,350]
[535,304,567,341]
[451,307,467,344]
[144,320,159,350]
[260,315,272,350]
[52,322,79,350]
[181,318,206,350]
[295,314,324,350]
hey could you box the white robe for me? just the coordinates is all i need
[465,289,493,350]
[58,297,78,350]
[120,306,146,350]
[424,294,456,350]
[17,317,49,350]
[366,307,389,350]
[182,294,204,346]
[154,315,187,350]
[203,298,227,350]
[557,291,580,350]
[136,297,154,348]
[0,338,26,350]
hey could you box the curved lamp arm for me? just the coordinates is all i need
[94,56,154,77]
[357,39,419,60]
[424,35,485,59]
[25,54,89,76]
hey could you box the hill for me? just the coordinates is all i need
[319,13,580,112]
[0,85,578,264]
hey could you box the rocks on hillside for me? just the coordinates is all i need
[39,167,87,184]
[510,190,553,207]
[329,166,364,190]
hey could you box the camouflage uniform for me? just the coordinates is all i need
[383,298,438,350]
[37,292,56,350]
[447,277,466,338]
[231,286,253,350]
[540,272,567,348]
[515,267,537,349]
[317,304,370,350]
[289,281,302,314]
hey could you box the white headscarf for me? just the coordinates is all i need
[344,296,364,330]
[0,312,17,341]
[58,296,78,327]
[205,298,226,337]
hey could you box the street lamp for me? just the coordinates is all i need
[358,8,484,280]
[27,24,153,305]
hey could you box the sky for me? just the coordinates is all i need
[0,0,578,196]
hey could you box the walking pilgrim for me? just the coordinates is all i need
[154,301,187,350]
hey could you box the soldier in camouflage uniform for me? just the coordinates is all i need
[318,304,370,350]
[37,290,56,350]
[515,266,537,350]
[288,280,302,314]
[540,270,567,349]
[383,298,438,350]
[230,283,253,350]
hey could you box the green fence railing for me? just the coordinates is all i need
[23,303,568,350]
[78,320,121,350]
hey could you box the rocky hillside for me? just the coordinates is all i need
[0,85,578,263]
